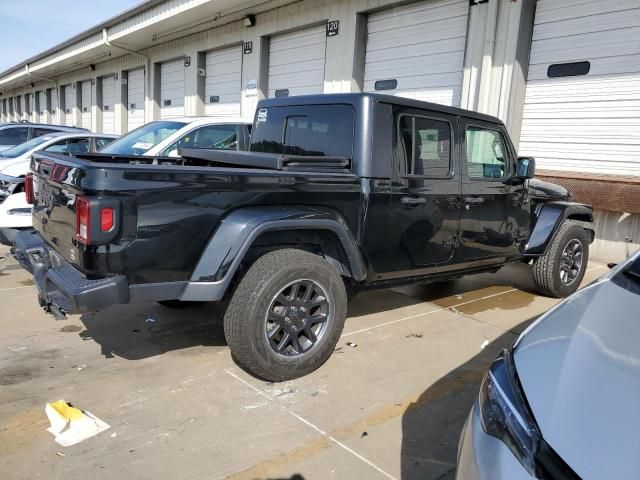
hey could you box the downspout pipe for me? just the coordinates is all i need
[103,28,151,123]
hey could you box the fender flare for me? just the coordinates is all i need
[181,206,365,302]
[524,201,594,256]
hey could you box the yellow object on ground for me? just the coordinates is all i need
[45,400,110,447]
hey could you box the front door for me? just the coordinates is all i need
[459,119,520,260]
[389,108,461,271]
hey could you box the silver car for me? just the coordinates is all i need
[456,250,640,480]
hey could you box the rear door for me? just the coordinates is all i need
[389,107,460,269]
[459,119,520,260]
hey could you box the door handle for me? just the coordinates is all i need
[401,196,426,207]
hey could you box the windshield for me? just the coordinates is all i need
[0,135,53,159]
[100,121,186,155]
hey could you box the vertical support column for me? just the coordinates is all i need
[117,70,128,134]
[240,34,264,119]
[195,51,206,116]
[73,81,82,127]
[323,3,359,94]
[94,77,103,134]
[150,62,161,121]
[183,50,198,116]
[461,0,535,141]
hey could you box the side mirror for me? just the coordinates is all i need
[516,157,535,179]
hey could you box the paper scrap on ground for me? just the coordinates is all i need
[45,400,110,447]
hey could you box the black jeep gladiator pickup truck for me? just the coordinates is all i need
[14,93,594,381]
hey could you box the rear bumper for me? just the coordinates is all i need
[0,227,30,246]
[13,230,129,315]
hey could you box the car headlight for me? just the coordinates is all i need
[479,348,541,475]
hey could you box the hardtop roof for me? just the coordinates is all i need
[256,93,504,125]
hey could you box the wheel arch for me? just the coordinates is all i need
[525,201,595,256]
[180,206,365,302]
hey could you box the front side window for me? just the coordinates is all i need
[0,127,29,146]
[465,127,508,180]
[251,105,354,158]
[398,115,451,177]
[164,124,239,157]
[100,121,186,156]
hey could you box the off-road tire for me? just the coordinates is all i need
[532,222,589,298]
[158,300,207,308]
[224,249,347,381]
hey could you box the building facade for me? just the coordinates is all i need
[0,0,638,261]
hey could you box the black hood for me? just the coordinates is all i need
[527,178,571,201]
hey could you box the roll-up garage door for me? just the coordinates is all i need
[204,46,242,117]
[81,80,92,130]
[364,0,469,106]
[127,68,145,131]
[268,25,326,98]
[24,94,32,122]
[64,86,74,126]
[160,58,185,119]
[101,76,116,134]
[519,0,640,176]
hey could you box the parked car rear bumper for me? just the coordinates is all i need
[12,230,129,315]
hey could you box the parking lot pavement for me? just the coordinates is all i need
[0,244,607,480]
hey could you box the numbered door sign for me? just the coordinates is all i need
[326,20,339,37]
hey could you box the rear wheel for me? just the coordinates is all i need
[532,222,589,298]
[224,249,347,381]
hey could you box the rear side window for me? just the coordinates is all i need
[0,127,28,145]
[398,115,451,177]
[251,105,354,158]
[34,127,59,137]
[96,137,115,150]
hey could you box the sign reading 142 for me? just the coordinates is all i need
[326,20,339,37]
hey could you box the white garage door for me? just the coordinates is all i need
[127,68,145,131]
[364,0,469,106]
[80,80,92,130]
[160,58,185,119]
[204,46,242,117]
[101,76,116,134]
[519,0,640,176]
[268,25,326,98]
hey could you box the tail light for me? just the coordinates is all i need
[25,173,35,204]
[76,196,120,246]
[76,196,91,244]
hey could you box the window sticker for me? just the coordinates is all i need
[257,108,268,124]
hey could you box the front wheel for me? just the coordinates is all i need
[223,249,347,381]
[532,222,589,298]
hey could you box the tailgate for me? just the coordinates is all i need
[32,154,86,266]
